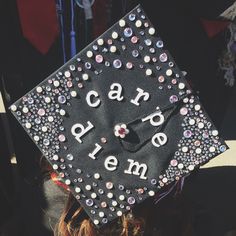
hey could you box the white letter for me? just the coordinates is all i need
[86,90,101,107]
[108,83,124,101]
[130,88,150,106]
[151,132,168,147]
[71,121,94,143]
[124,159,148,180]
[104,156,118,171]
[88,143,103,160]
[142,107,165,127]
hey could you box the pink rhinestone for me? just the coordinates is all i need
[152,57,157,63]
[48,79,52,84]
[101,202,107,208]
[171,79,177,84]
[78,83,83,88]
[137,188,144,194]
[38,108,45,116]
[194,140,201,146]
[107,39,113,45]
[95,55,103,63]
[180,107,188,116]
[67,81,73,88]
[126,62,133,69]
[144,22,149,27]
[170,159,178,167]
[101,137,107,144]
[58,134,66,142]
[77,66,82,72]
[54,89,59,94]
[158,75,165,83]
[131,36,138,44]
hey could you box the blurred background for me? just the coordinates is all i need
[0,0,236,235]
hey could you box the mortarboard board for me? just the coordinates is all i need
[10,5,228,227]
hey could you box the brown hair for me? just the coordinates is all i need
[55,193,146,236]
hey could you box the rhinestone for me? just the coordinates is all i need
[27,97,34,104]
[82,73,89,81]
[85,185,92,191]
[38,108,45,116]
[43,139,50,146]
[178,163,184,169]
[132,49,139,57]
[25,122,31,129]
[195,148,202,154]
[53,155,59,161]
[127,197,135,205]
[148,190,155,196]
[189,119,195,125]
[102,218,108,224]
[59,109,66,116]
[129,13,136,21]
[98,189,104,194]
[119,184,124,190]
[182,146,188,153]
[180,107,188,115]
[209,146,216,153]
[158,75,165,83]
[34,136,40,142]
[91,193,97,199]
[194,104,201,111]
[188,165,195,171]
[113,59,122,69]
[151,179,157,185]
[86,50,93,58]
[58,134,66,142]
[86,199,94,207]
[126,62,133,69]
[52,164,58,170]
[183,130,192,138]
[144,55,151,63]
[36,86,43,93]
[70,91,77,97]
[35,118,41,124]
[101,202,107,208]
[212,130,219,136]
[99,211,105,218]
[166,69,173,76]
[148,27,155,35]
[131,36,138,44]
[119,195,125,201]
[110,45,117,53]
[22,107,29,113]
[144,39,152,46]
[124,27,133,37]
[42,126,47,132]
[75,187,81,193]
[58,95,66,104]
[94,173,100,179]
[97,38,104,45]
[169,95,178,103]
[198,122,204,129]
[159,53,168,62]
[95,54,103,63]
[64,179,70,185]
[112,200,118,206]
[53,80,60,87]
[117,211,123,217]
[150,48,155,53]
[85,62,92,69]
[156,40,164,48]
[66,154,73,161]
[64,71,71,78]
[178,83,185,90]
[107,192,113,198]
[112,31,118,39]
[106,182,113,189]
[135,20,142,28]
[220,145,227,152]
[119,19,126,27]
[145,69,152,76]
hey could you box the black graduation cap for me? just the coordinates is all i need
[10,5,228,227]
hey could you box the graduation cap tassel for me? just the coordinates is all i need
[57,0,67,63]
[70,0,77,58]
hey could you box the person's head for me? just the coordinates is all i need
[55,191,194,236]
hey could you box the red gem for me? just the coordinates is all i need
[118,128,126,135]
